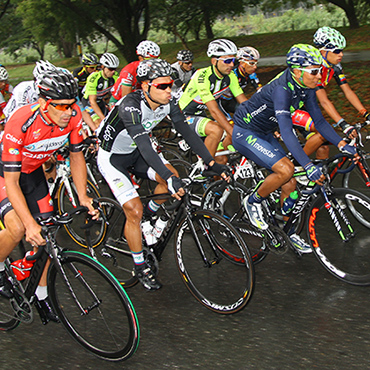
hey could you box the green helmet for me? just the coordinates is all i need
[286,44,322,69]
[313,26,346,51]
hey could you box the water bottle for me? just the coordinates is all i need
[152,215,169,239]
[281,191,298,216]
[141,220,156,246]
[11,251,35,281]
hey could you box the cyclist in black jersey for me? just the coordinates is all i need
[179,39,248,165]
[97,59,229,290]
[171,50,195,93]
[73,53,99,100]
[233,44,357,254]
[219,46,262,119]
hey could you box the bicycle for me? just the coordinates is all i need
[90,176,255,315]
[202,155,370,285]
[0,208,139,361]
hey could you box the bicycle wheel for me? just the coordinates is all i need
[94,197,138,288]
[57,176,106,248]
[343,153,370,197]
[308,187,370,285]
[48,251,139,361]
[202,180,268,264]
[175,210,255,314]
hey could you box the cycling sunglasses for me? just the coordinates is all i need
[183,61,193,65]
[244,60,258,66]
[217,57,236,64]
[107,67,117,71]
[332,49,343,54]
[296,67,322,76]
[148,81,174,90]
[49,101,76,111]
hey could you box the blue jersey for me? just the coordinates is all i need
[233,69,341,166]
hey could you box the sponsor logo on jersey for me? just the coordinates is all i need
[33,128,42,139]
[5,133,23,145]
[8,148,20,155]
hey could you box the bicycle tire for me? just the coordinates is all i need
[307,187,370,285]
[94,197,138,288]
[202,180,268,264]
[57,176,106,248]
[175,209,255,314]
[48,251,140,361]
[342,153,370,198]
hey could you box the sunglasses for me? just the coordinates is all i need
[87,65,97,69]
[244,60,258,66]
[148,81,174,90]
[183,61,193,65]
[107,67,117,71]
[49,101,76,111]
[217,57,236,64]
[296,67,323,76]
[332,49,343,54]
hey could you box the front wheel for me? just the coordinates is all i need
[308,187,370,285]
[175,210,255,314]
[48,251,139,361]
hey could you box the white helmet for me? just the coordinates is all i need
[0,66,8,81]
[207,39,237,58]
[33,60,57,79]
[100,53,119,68]
[136,40,161,58]
[237,46,260,62]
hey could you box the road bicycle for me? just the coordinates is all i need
[202,156,370,285]
[89,177,255,315]
[0,208,139,361]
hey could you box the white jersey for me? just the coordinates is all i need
[171,62,195,93]
[3,80,38,119]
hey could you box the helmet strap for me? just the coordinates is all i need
[215,61,227,78]
[291,69,307,88]
[144,85,162,106]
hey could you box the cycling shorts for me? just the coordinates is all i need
[232,126,287,170]
[0,166,54,221]
[185,115,212,137]
[97,148,169,206]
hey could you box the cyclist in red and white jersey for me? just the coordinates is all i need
[110,40,161,105]
[0,70,97,322]
[0,66,13,123]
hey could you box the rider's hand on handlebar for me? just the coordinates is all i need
[167,176,185,200]
[208,161,231,182]
[304,162,324,185]
[339,119,358,139]
[339,142,360,164]
[79,196,100,220]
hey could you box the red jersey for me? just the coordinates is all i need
[316,59,347,90]
[0,103,84,174]
[111,61,141,100]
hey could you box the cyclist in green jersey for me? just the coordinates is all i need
[179,39,247,163]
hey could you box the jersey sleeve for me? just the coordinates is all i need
[333,63,347,86]
[68,107,84,152]
[229,72,244,97]
[83,72,99,98]
[195,70,216,105]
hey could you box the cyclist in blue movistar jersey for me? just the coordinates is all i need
[232,44,357,254]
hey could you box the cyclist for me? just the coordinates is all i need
[110,40,161,105]
[73,53,99,100]
[4,60,57,120]
[179,39,247,163]
[171,49,195,93]
[82,52,119,126]
[0,69,97,322]
[294,27,370,158]
[219,46,262,119]
[0,66,13,123]
[232,44,357,254]
[96,59,229,290]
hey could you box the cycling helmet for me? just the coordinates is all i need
[37,70,78,100]
[81,53,99,66]
[207,39,237,58]
[286,44,322,69]
[136,40,161,58]
[33,60,57,79]
[0,66,8,81]
[136,59,172,82]
[177,50,194,62]
[237,46,260,61]
[313,26,346,51]
[100,53,119,68]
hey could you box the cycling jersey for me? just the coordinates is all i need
[221,67,261,100]
[98,90,213,181]
[171,62,195,93]
[179,65,244,115]
[82,70,118,104]
[3,81,38,119]
[0,103,84,174]
[111,61,141,101]
[0,83,13,119]
[233,69,342,167]
[73,66,90,99]
[316,58,347,90]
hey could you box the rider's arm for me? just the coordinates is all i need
[120,85,133,98]
[315,87,343,123]
[206,99,233,136]
[88,94,105,121]
[340,83,367,114]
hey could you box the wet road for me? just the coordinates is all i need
[2,223,370,370]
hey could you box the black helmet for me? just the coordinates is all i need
[177,50,194,62]
[82,53,99,66]
[37,70,78,100]
[136,59,172,82]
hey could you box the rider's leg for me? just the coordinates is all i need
[303,132,330,159]
[203,120,224,159]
